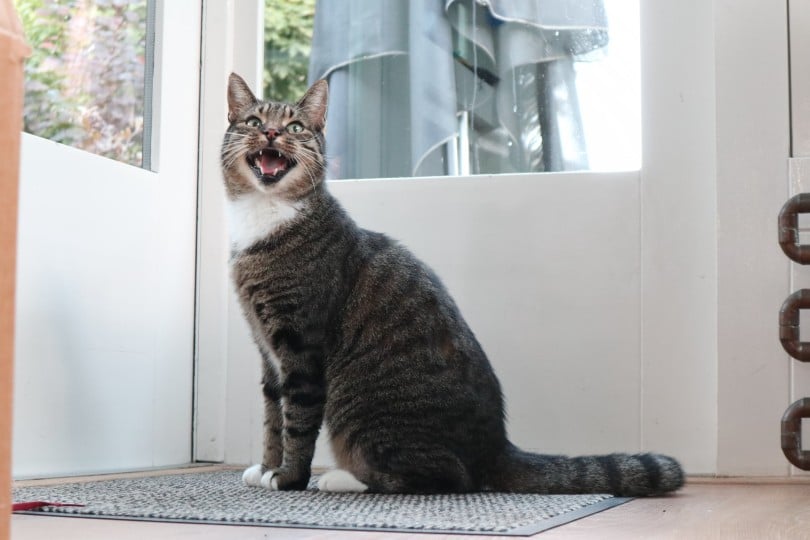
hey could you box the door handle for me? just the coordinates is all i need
[779,194,810,264]
[779,195,810,469]
[781,398,810,470]
[779,289,810,361]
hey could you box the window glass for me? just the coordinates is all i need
[16,0,154,169]
[264,0,638,180]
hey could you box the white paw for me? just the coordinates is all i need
[260,470,279,490]
[317,469,369,493]
[242,464,265,487]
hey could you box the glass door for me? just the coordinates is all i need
[12,0,201,477]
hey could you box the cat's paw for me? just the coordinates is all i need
[317,469,369,493]
[258,467,310,491]
[242,464,266,487]
[260,470,278,490]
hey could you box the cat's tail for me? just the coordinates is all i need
[488,443,684,496]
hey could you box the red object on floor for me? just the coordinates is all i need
[12,501,85,511]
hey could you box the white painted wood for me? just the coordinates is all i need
[639,0,718,475]
[194,0,231,463]
[194,0,264,463]
[790,0,810,157]
[788,157,810,476]
[787,0,810,475]
[12,0,201,477]
[715,0,791,476]
[788,1,810,475]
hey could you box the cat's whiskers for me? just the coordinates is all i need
[222,133,269,171]
[296,144,337,164]
[293,147,324,192]
[221,135,253,170]
[296,145,326,167]
[296,156,318,193]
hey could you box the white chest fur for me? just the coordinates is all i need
[226,193,303,252]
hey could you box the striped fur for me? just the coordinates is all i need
[223,73,684,496]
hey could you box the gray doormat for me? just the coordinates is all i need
[13,470,630,536]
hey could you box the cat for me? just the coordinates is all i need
[222,72,684,496]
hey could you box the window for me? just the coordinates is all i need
[264,0,639,180]
[16,0,155,169]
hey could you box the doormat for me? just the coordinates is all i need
[13,470,631,536]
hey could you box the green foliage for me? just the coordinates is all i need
[16,0,316,165]
[15,0,147,167]
[264,0,316,103]
[16,0,80,143]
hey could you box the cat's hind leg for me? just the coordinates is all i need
[317,469,369,493]
[357,446,475,494]
[327,433,475,493]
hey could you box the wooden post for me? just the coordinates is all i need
[0,2,29,538]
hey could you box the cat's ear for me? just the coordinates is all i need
[228,73,259,123]
[297,80,328,132]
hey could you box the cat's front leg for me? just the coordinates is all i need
[243,321,326,491]
[243,351,283,487]
[253,325,327,490]
[259,365,326,490]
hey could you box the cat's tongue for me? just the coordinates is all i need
[260,151,288,176]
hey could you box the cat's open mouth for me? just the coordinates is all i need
[247,148,295,184]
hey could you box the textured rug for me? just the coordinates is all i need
[13,470,630,536]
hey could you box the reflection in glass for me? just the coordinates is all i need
[16,0,151,168]
[266,0,639,180]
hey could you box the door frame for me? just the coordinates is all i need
[194,0,265,462]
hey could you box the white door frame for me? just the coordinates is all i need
[713,0,791,475]
[786,0,810,476]
[194,0,265,462]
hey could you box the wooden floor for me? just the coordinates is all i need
[11,471,810,539]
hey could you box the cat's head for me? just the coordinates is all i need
[222,73,328,199]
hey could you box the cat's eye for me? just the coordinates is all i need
[245,117,262,128]
[286,122,304,134]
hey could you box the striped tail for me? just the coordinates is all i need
[489,443,684,496]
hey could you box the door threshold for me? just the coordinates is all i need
[13,463,238,487]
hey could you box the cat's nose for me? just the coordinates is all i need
[262,127,279,141]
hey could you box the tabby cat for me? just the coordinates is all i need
[222,73,684,496]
